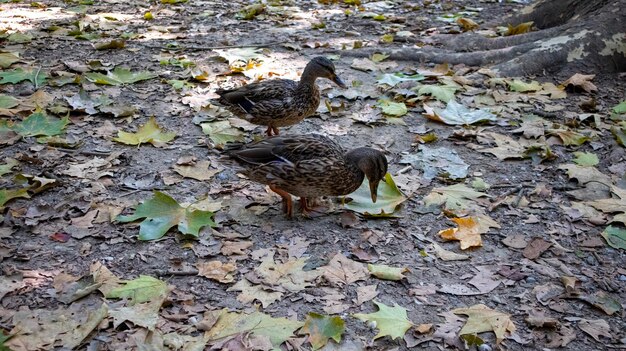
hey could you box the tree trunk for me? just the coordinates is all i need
[337,0,626,77]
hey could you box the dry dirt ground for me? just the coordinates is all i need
[1,0,625,350]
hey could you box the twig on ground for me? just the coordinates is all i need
[489,185,523,211]
[33,67,42,89]
[144,41,285,51]
[56,148,112,157]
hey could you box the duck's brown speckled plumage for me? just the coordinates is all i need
[225,134,388,217]
[216,57,345,136]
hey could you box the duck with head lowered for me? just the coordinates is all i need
[224,134,388,218]
[215,57,346,137]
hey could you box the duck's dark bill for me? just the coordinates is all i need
[332,75,347,88]
[369,180,380,203]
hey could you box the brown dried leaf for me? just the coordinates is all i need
[196,260,236,283]
[319,253,368,286]
[561,73,597,93]
[522,237,552,259]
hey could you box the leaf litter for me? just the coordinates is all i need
[0,0,624,350]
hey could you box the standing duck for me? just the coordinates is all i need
[215,57,346,137]
[224,134,388,218]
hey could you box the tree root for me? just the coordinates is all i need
[333,0,625,77]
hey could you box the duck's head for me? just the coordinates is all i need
[347,147,388,203]
[306,56,347,88]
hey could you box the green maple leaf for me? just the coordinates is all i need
[506,79,542,92]
[0,52,21,68]
[602,226,626,250]
[105,275,168,304]
[113,117,176,146]
[0,95,19,109]
[116,191,216,240]
[377,99,407,117]
[84,67,157,85]
[11,111,69,137]
[423,183,488,211]
[0,68,47,86]
[0,188,30,207]
[353,300,413,340]
[377,72,424,87]
[300,313,345,350]
[344,173,407,217]
[572,152,599,167]
[0,159,18,177]
[201,120,244,146]
[417,84,458,102]
[205,309,304,348]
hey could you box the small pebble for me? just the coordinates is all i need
[618,275,626,282]
[585,255,597,266]
[478,344,492,351]
[525,276,537,284]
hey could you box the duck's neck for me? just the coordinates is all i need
[297,65,319,89]
[344,148,369,186]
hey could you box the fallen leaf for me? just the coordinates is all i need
[201,120,245,146]
[7,110,69,138]
[377,99,407,117]
[116,191,216,240]
[400,145,469,180]
[562,73,597,93]
[417,84,458,102]
[228,279,282,307]
[507,79,542,92]
[173,160,218,181]
[578,319,612,342]
[205,309,303,349]
[344,173,407,217]
[5,303,108,350]
[353,300,413,340]
[505,21,534,35]
[300,313,345,350]
[0,67,47,86]
[113,117,176,147]
[320,253,368,286]
[355,284,378,305]
[601,226,626,250]
[367,263,407,281]
[577,291,622,315]
[197,260,236,283]
[457,17,478,31]
[432,243,470,261]
[84,67,157,85]
[423,100,496,125]
[377,72,424,87]
[522,237,552,259]
[424,184,488,211]
[453,304,516,344]
[572,152,599,167]
[105,275,168,304]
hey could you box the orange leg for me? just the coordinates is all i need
[269,185,293,218]
[265,126,273,137]
[272,126,280,135]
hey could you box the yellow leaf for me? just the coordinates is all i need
[113,117,176,146]
[457,17,478,31]
[453,304,516,343]
[439,217,484,250]
[505,21,533,36]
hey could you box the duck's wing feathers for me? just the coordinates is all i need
[216,79,298,114]
[226,134,343,166]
